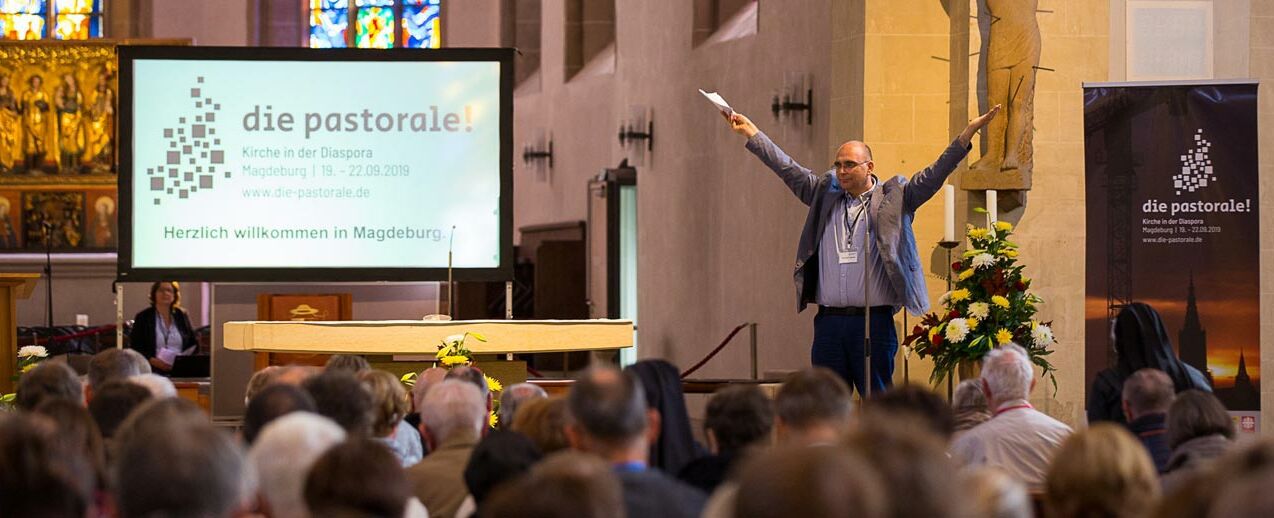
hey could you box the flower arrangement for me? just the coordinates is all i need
[903,220,1057,390]
[1,345,50,406]
[399,332,504,427]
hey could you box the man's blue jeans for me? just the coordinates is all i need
[811,309,898,397]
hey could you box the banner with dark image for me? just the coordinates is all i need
[1084,81,1260,433]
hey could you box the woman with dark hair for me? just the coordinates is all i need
[128,281,197,374]
[1161,389,1235,490]
[1087,302,1210,425]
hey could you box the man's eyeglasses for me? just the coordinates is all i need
[833,160,869,171]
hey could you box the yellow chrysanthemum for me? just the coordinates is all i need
[996,329,1014,344]
[994,221,1013,232]
[968,228,990,240]
[928,327,940,341]
[991,295,1010,308]
[485,375,503,393]
[951,289,971,302]
[489,412,499,428]
[958,269,975,281]
[1001,249,1019,258]
[441,355,469,366]
[967,318,980,330]
[20,363,36,373]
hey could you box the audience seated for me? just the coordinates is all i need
[242,383,317,445]
[122,348,152,375]
[566,366,706,518]
[952,378,991,433]
[627,359,702,474]
[249,411,346,518]
[1161,389,1235,490]
[408,379,487,518]
[862,385,956,441]
[482,451,625,518]
[497,382,547,428]
[844,418,969,518]
[304,436,423,518]
[112,398,210,455]
[1044,423,1159,518]
[732,445,885,518]
[1088,303,1210,425]
[87,348,142,401]
[0,414,97,517]
[773,367,853,446]
[677,384,773,493]
[113,413,250,518]
[1122,368,1176,472]
[131,372,178,398]
[17,361,82,410]
[464,429,544,514]
[360,369,425,466]
[511,396,572,454]
[325,353,372,374]
[32,398,107,489]
[303,370,375,436]
[950,343,1072,490]
[961,467,1032,518]
[87,380,153,441]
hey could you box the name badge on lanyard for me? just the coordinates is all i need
[838,249,859,264]
[840,194,867,264]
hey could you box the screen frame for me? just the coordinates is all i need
[117,45,514,283]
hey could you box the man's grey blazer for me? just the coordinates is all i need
[745,132,971,316]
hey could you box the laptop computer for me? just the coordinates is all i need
[169,355,210,378]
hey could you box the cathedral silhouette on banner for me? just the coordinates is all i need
[1178,276,1260,410]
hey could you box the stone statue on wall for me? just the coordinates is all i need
[966,0,1040,191]
[20,74,58,173]
[55,72,85,173]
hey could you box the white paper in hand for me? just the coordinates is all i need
[699,89,733,116]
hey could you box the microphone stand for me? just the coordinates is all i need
[42,222,53,328]
[863,211,872,400]
[447,226,456,318]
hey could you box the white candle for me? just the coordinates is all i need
[986,190,998,223]
[943,185,955,242]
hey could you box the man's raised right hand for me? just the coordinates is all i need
[728,113,759,138]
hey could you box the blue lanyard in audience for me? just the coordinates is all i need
[613,461,646,473]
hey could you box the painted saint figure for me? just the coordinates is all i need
[55,73,86,173]
[20,74,58,173]
[0,75,21,173]
[970,0,1040,182]
[83,70,115,173]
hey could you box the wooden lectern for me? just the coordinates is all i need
[0,273,39,393]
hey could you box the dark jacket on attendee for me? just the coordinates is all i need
[1128,412,1171,473]
[1088,303,1210,425]
[617,468,707,518]
[676,451,737,493]
[128,306,197,360]
[1161,433,1232,491]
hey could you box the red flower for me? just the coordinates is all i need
[932,334,945,347]
[948,310,961,320]
[952,261,964,271]
[912,325,924,336]
[1014,281,1028,292]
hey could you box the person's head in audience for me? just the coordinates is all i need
[303,371,374,436]
[773,367,852,445]
[115,420,249,518]
[325,354,371,374]
[131,372,177,399]
[112,397,209,455]
[410,366,448,414]
[963,467,1032,518]
[243,383,317,445]
[446,365,492,400]
[88,380,153,439]
[17,361,82,410]
[274,365,317,386]
[980,343,1034,409]
[1044,423,1159,518]
[482,451,624,518]
[843,418,967,518]
[1122,368,1175,422]
[565,366,654,463]
[122,348,152,375]
[498,382,547,428]
[250,412,346,518]
[733,445,885,518]
[33,398,106,488]
[244,366,280,405]
[511,396,571,454]
[464,429,544,509]
[304,437,412,518]
[1153,437,1274,518]
[419,379,487,450]
[87,348,140,400]
[0,414,97,517]
[359,369,410,438]
[863,385,956,440]
[1210,465,1274,517]
[952,378,991,432]
[703,384,774,456]
[1167,389,1234,449]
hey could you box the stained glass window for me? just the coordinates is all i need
[309,0,440,49]
[0,0,104,40]
[402,0,440,49]
[52,0,100,39]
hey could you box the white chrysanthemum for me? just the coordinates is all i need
[18,345,47,358]
[945,318,970,343]
[968,302,990,319]
[972,253,996,269]
[443,334,466,345]
[939,291,952,305]
[1031,323,1055,347]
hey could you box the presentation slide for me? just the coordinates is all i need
[123,51,507,278]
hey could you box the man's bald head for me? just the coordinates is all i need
[833,140,876,196]
[837,140,873,161]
